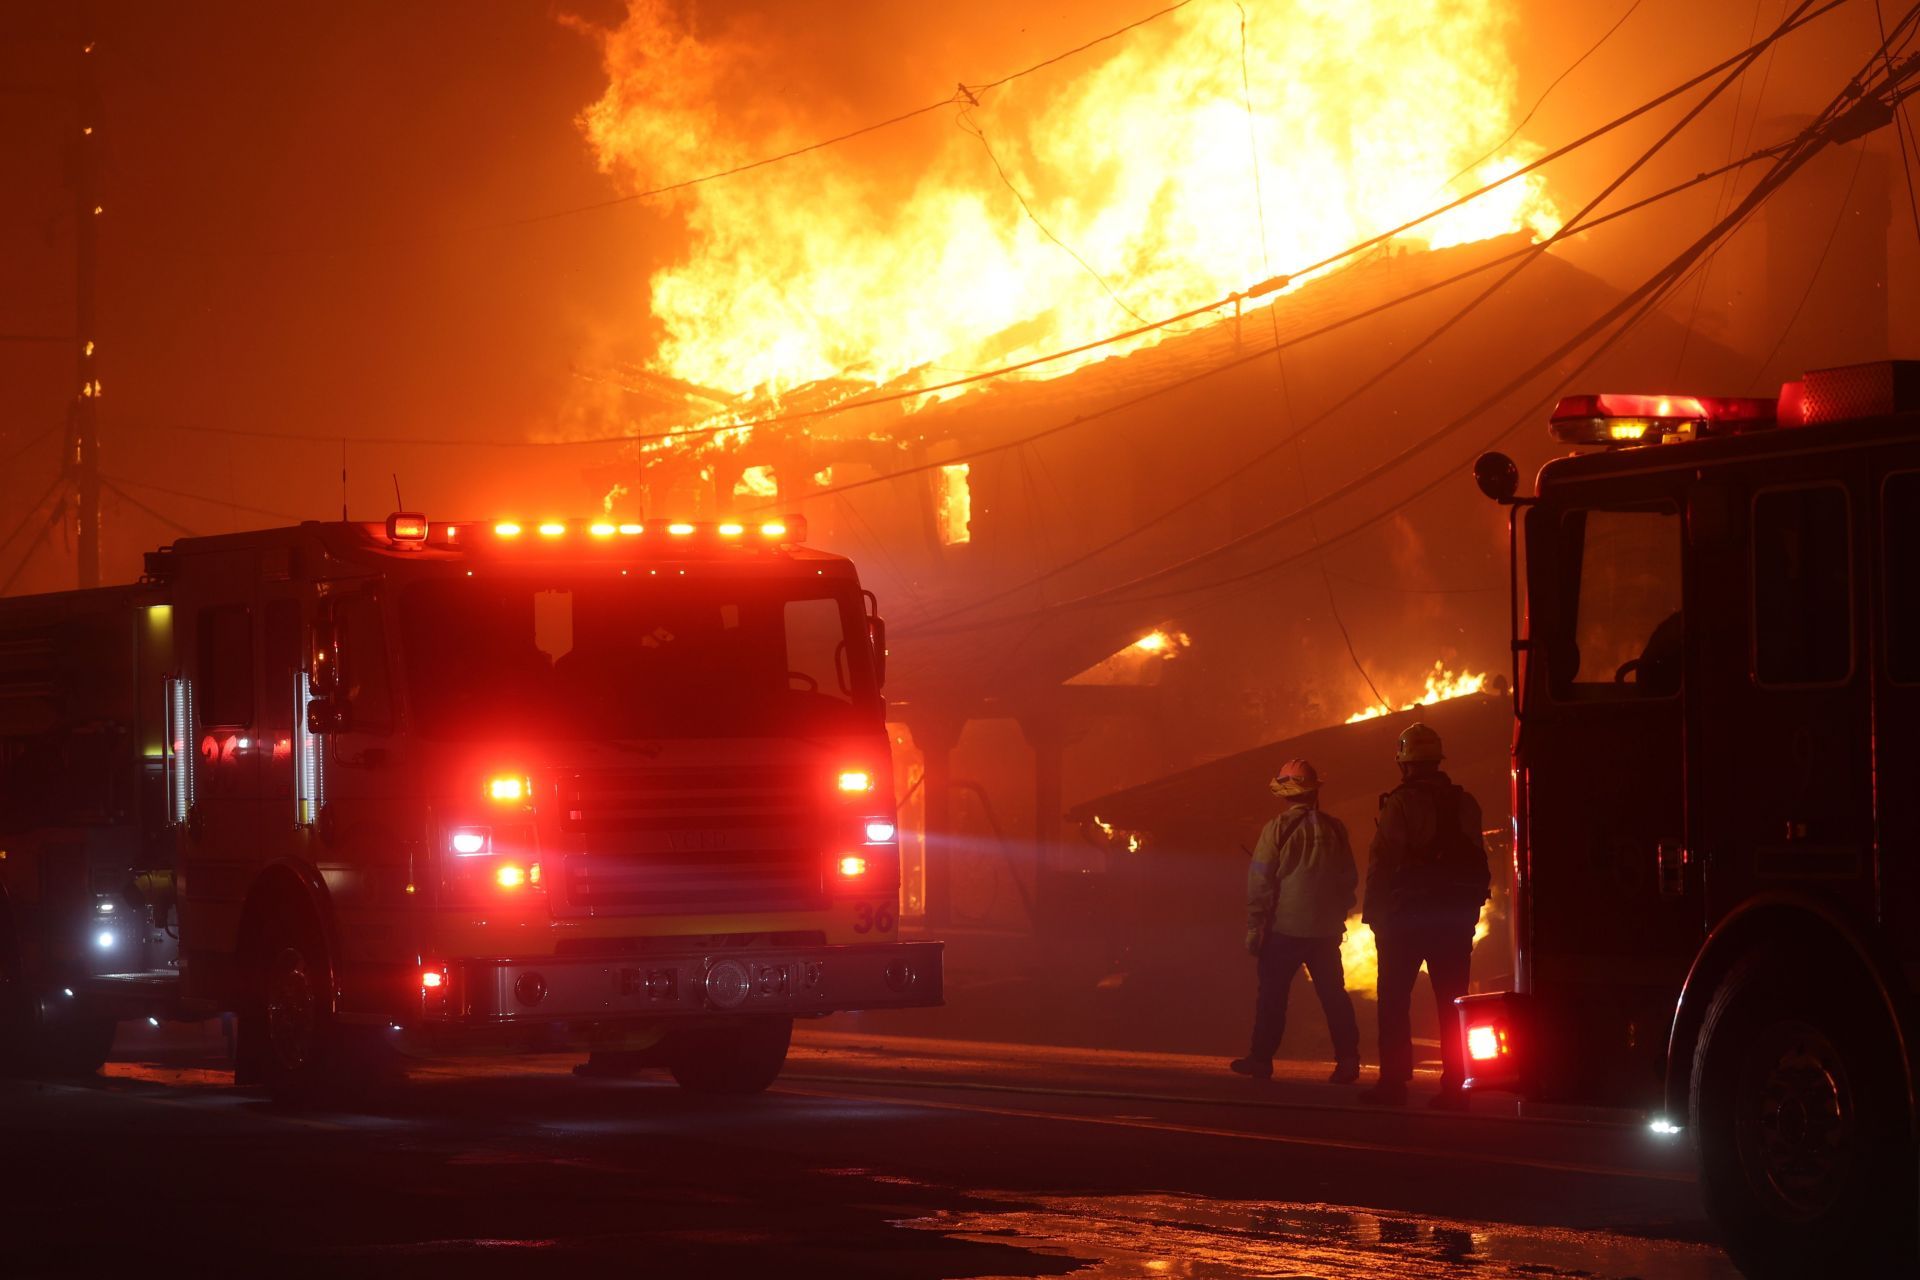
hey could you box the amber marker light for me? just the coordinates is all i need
[668,522,695,536]
[589,522,616,537]
[618,523,644,535]
[837,769,875,794]
[759,521,788,538]
[537,521,566,537]
[495,521,523,537]
[488,775,530,803]
[838,855,867,878]
[718,522,744,537]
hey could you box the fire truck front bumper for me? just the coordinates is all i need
[414,940,943,1030]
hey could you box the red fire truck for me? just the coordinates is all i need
[0,513,939,1097]
[1459,361,1920,1275]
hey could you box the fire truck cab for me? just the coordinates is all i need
[0,514,940,1097]
[1461,361,1920,1275]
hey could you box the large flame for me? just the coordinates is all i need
[1340,899,1495,995]
[1346,661,1489,724]
[575,0,1557,406]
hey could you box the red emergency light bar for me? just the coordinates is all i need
[484,516,805,544]
[1549,392,1776,446]
[377,515,807,550]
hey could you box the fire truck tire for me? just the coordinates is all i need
[666,1016,793,1095]
[1689,948,1916,1277]
[237,904,342,1100]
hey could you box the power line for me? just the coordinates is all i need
[137,2,1847,458]
[190,1,1197,260]
[918,17,1913,634]
[1447,0,1647,187]
[100,478,199,538]
[101,474,309,524]
[1877,0,1920,246]
[892,128,1807,635]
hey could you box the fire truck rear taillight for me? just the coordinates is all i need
[1467,1023,1507,1062]
[421,969,445,990]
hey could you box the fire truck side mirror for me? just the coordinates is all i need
[868,616,888,689]
[1474,451,1520,502]
[306,696,348,735]
[311,615,338,697]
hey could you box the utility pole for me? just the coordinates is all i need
[70,21,100,588]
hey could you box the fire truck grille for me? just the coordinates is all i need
[556,767,825,915]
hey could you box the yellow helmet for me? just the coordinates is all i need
[1269,758,1321,797]
[1396,722,1444,764]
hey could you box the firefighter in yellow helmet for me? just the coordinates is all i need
[1358,722,1491,1109]
[1230,758,1361,1083]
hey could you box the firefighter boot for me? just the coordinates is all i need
[1328,1060,1360,1084]
[1228,1057,1272,1079]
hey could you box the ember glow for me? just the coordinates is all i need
[1346,662,1489,724]
[576,0,1558,407]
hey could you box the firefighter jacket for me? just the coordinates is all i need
[1246,805,1358,939]
[1362,772,1490,930]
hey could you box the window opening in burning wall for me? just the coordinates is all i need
[937,463,971,545]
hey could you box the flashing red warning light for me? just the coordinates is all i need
[1549,392,1776,446]
[386,512,429,543]
[420,969,445,990]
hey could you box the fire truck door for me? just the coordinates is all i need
[181,599,264,949]
[1526,503,1697,996]
[1689,477,1874,927]
[1871,467,1920,949]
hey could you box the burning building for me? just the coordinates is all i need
[549,0,1841,947]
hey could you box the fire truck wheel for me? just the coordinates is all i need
[1690,948,1915,1277]
[666,1016,793,1095]
[239,906,340,1098]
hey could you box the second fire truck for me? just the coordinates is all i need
[1459,360,1920,1276]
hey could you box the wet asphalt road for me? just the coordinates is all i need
[0,1024,1737,1279]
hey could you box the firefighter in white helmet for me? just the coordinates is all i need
[1230,758,1361,1083]
[1358,722,1491,1109]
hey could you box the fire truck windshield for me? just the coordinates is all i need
[398,577,874,739]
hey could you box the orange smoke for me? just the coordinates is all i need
[574,0,1558,407]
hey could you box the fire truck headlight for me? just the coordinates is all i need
[1649,1117,1683,1137]
[449,828,489,856]
[864,819,896,843]
[94,929,115,950]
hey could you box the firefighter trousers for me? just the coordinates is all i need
[1374,918,1473,1089]
[1248,932,1359,1066]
